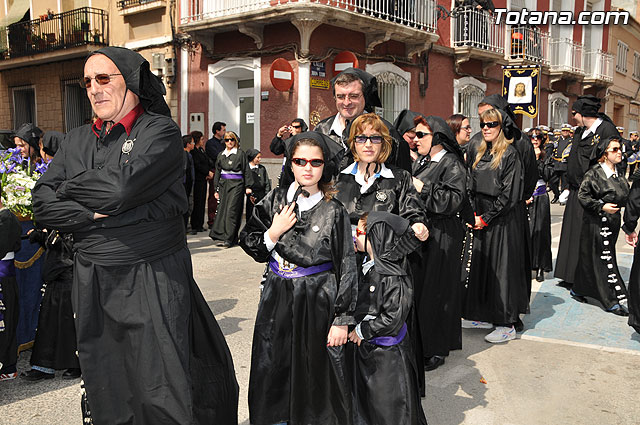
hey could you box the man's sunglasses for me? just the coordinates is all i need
[479,121,500,129]
[291,124,302,129]
[292,158,324,167]
[80,73,122,88]
[355,135,383,144]
[571,111,577,116]
[415,131,433,138]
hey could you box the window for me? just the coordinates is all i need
[630,118,638,134]
[550,97,569,130]
[62,77,93,132]
[617,40,628,73]
[375,71,409,123]
[633,52,640,82]
[458,85,485,135]
[12,85,36,129]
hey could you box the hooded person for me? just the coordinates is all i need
[555,95,620,288]
[245,147,272,220]
[410,115,468,372]
[349,211,427,425]
[314,67,412,173]
[573,135,630,316]
[394,109,426,162]
[13,123,43,162]
[39,131,65,162]
[32,46,239,424]
[239,130,358,425]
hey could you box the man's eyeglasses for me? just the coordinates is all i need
[355,135,383,144]
[292,158,325,167]
[355,228,366,237]
[80,73,122,88]
[479,121,500,129]
[335,93,363,101]
[415,131,433,139]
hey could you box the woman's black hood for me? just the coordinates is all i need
[284,131,344,183]
[88,46,171,117]
[365,212,421,276]
[480,94,522,141]
[425,115,464,162]
[41,131,65,157]
[246,148,260,162]
[589,135,620,166]
[331,68,382,113]
[393,109,423,136]
[13,123,43,151]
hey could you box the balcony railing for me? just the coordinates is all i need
[451,6,505,55]
[181,0,438,33]
[584,49,614,83]
[549,38,583,75]
[509,25,549,65]
[0,7,108,60]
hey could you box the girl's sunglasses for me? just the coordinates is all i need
[292,158,324,167]
[479,121,500,129]
[80,73,122,88]
[355,228,366,237]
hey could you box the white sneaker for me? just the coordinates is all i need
[484,326,516,343]
[461,319,493,329]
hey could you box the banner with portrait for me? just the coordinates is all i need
[502,65,540,118]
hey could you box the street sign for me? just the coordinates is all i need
[270,58,294,91]
[333,51,358,76]
[311,61,326,77]
[310,77,330,90]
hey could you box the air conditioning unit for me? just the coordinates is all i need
[152,53,165,71]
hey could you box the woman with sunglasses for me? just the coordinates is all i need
[411,115,467,371]
[210,131,253,248]
[239,131,357,425]
[527,129,553,283]
[572,136,630,316]
[335,113,428,237]
[463,108,528,344]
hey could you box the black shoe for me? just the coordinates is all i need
[62,368,81,380]
[608,305,629,317]
[536,269,544,282]
[514,318,524,332]
[20,369,55,382]
[557,280,572,289]
[222,241,232,248]
[424,356,445,371]
[550,197,559,204]
[570,289,588,303]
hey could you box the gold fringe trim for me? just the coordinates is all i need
[14,247,45,269]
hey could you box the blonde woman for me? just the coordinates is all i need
[210,131,253,247]
[463,108,528,343]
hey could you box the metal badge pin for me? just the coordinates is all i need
[312,225,320,232]
[375,191,387,202]
[121,138,135,154]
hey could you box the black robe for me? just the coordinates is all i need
[622,178,640,333]
[28,230,79,370]
[334,163,427,226]
[555,118,619,284]
[0,208,21,372]
[412,152,466,357]
[573,165,630,310]
[464,144,529,325]
[528,157,553,272]
[210,149,253,245]
[239,187,357,425]
[246,163,271,220]
[32,111,238,425]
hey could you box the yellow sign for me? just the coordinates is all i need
[310,77,330,90]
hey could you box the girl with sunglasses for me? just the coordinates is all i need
[527,128,553,283]
[463,108,529,344]
[209,131,254,248]
[573,136,630,316]
[239,132,357,425]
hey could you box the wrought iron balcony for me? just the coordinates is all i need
[509,25,550,66]
[0,7,108,60]
[452,7,505,56]
[117,0,168,16]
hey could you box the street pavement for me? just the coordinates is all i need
[1,203,639,424]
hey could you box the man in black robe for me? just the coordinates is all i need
[314,67,411,173]
[555,94,619,288]
[206,121,226,226]
[32,46,238,424]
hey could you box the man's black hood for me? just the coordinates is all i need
[331,67,382,113]
[88,46,171,117]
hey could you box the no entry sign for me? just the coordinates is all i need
[333,51,359,76]
[270,58,294,91]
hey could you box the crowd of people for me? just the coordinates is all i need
[1,45,640,425]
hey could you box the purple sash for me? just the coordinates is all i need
[368,322,407,347]
[221,173,243,179]
[533,184,547,197]
[268,257,333,279]
[0,259,16,278]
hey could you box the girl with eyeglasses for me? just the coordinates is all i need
[446,114,472,150]
[572,136,630,316]
[209,131,254,247]
[239,132,357,425]
[410,115,468,371]
[526,128,553,283]
[463,108,529,344]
